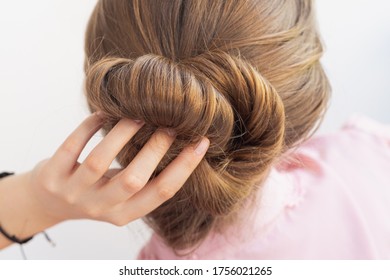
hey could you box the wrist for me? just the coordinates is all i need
[0,171,60,247]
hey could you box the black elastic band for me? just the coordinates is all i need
[0,171,34,244]
[0,224,34,244]
[0,172,14,179]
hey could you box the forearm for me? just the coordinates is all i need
[0,172,58,249]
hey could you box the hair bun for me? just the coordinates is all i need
[85,50,285,248]
[85,53,234,149]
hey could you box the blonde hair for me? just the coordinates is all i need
[84,0,330,250]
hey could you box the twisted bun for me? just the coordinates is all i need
[85,50,285,248]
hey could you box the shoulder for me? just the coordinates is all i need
[278,114,390,181]
[304,114,390,160]
[252,114,390,259]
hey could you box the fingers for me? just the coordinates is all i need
[96,128,176,205]
[47,111,210,226]
[73,118,144,187]
[51,112,104,175]
[114,137,209,224]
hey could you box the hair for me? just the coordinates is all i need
[84,0,330,251]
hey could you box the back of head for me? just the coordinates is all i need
[84,0,330,251]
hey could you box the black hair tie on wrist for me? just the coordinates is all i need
[0,224,34,244]
[0,171,34,244]
[0,172,14,179]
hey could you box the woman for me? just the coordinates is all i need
[2,0,390,259]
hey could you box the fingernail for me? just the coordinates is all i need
[194,137,210,155]
[133,119,144,124]
[165,128,176,137]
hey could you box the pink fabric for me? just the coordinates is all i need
[138,115,390,259]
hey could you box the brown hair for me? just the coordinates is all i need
[84,0,330,251]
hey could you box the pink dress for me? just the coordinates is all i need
[138,115,390,259]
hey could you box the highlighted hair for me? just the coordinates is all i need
[84,0,330,250]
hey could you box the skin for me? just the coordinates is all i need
[0,112,209,249]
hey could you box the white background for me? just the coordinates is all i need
[0,0,389,259]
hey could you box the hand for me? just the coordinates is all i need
[27,112,209,226]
